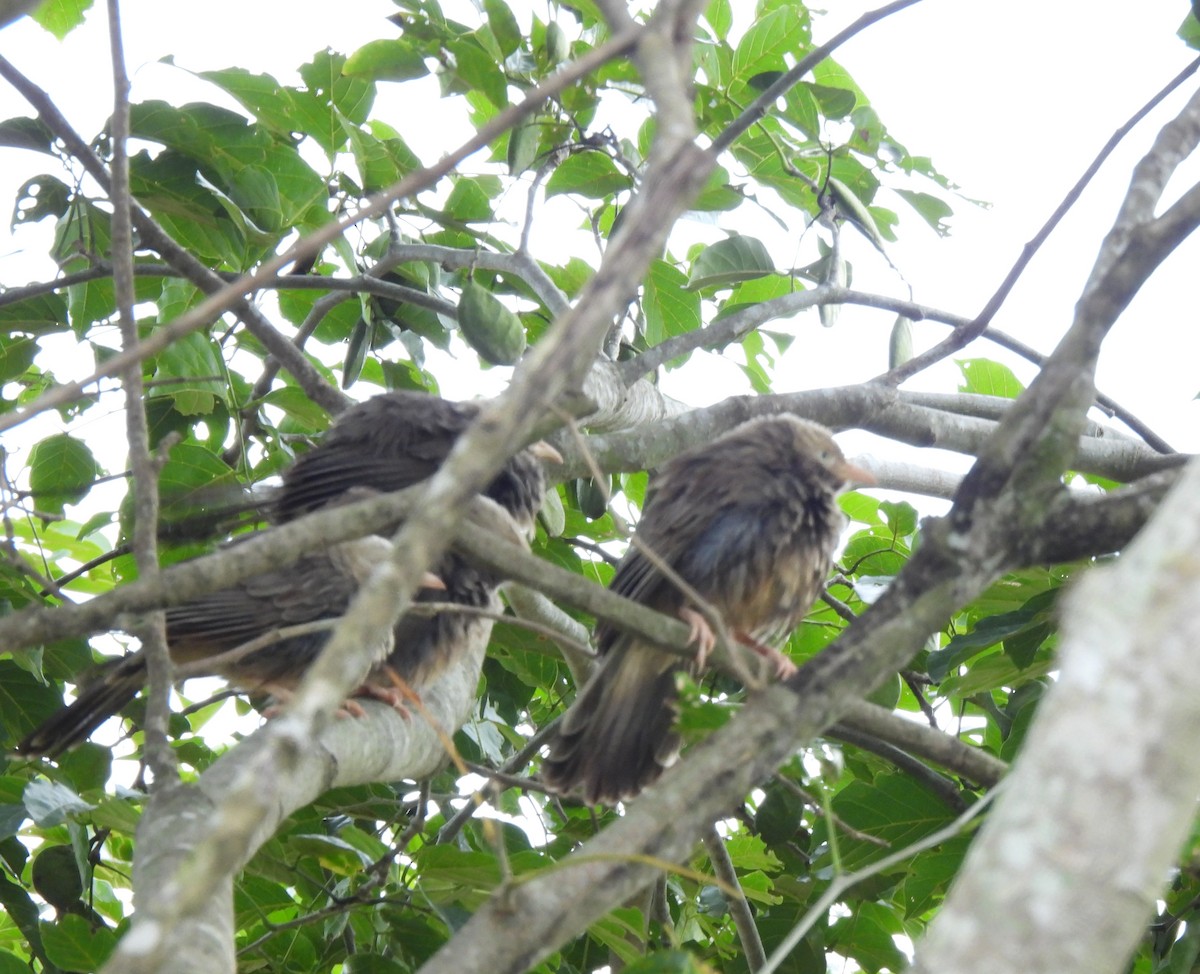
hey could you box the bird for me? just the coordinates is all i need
[18,391,560,757]
[272,390,561,709]
[16,535,401,757]
[541,413,874,805]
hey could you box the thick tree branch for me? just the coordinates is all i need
[835,700,1007,789]
[564,388,1187,484]
[103,623,491,974]
[615,285,1173,452]
[910,457,1200,974]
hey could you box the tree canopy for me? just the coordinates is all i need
[1,2,1199,973]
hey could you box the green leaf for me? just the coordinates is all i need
[620,950,712,973]
[457,281,527,365]
[40,915,116,973]
[0,950,35,974]
[755,780,806,845]
[27,433,99,514]
[345,124,404,193]
[260,387,333,432]
[704,0,732,37]
[344,38,430,82]
[302,49,375,126]
[154,331,225,415]
[22,780,96,828]
[929,589,1057,681]
[507,122,540,175]
[444,175,499,222]
[12,174,72,226]
[0,804,27,843]
[820,774,956,870]
[827,176,887,253]
[234,874,296,929]
[956,357,1025,398]
[896,187,954,234]
[732,8,810,87]
[128,151,248,266]
[197,68,310,141]
[643,259,701,348]
[484,0,522,57]
[0,873,48,971]
[687,235,775,290]
[690,166,743,212]
[286,834,371,875]
[0,116,55,154]
[0,335,38,382]
[829,901,907,972]
[31,0,93,38]
[448,37,508,108]
[544,152,631,200]
[888,314,914,369]
[343,316,372,388]
[343,955,410,974]
[805,82,857,119]
[879,500,918,537]
[156,442,239,502]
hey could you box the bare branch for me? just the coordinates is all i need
[879,56,1200,396]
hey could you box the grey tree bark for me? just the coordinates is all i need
[911,456,1200,973]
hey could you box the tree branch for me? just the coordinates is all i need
[910,456,1200,974]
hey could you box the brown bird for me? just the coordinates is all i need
[541,414,874,805]
[19,392,558,756]
[16,536,399,757]
[273,390,560,702]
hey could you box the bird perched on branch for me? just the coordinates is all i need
[273,390,562,698]
[542,414,874,805]
[16,536,403,757]
[18,391,559,757]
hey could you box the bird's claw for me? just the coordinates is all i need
[678,606,717,669]
[735,632,798,680]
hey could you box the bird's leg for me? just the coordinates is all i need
[351,665,422,720]
[678,606,718,669]
[734,632,798,680]
[260,685,371,719]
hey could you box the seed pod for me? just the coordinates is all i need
[538,484,566,536]
[889,314,914,369]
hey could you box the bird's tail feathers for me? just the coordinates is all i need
[15,658,147,758]
[543,642,682,805]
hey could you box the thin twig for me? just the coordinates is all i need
[106,0,176,787]
[875,54,1200,441]
[703,826,767,971]
[758,790,998,974]
[0,24,643,435]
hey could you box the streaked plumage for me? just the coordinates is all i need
[16,536,395,757]
[19,391,559,757]
[542,414,873,805]
[273,391,560,694]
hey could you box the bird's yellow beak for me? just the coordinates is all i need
[838,459,876,488]
[529,440,564,465]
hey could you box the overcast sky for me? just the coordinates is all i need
[0,0,1196,458]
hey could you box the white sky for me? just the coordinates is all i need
[0,0,1196,462]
